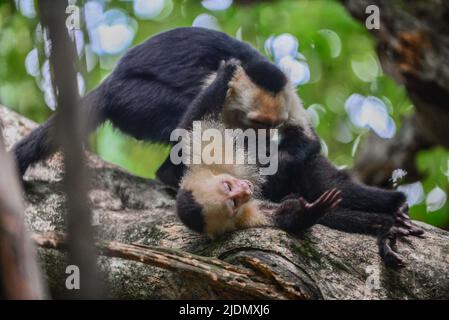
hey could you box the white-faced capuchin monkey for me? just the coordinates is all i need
[176,114,342,237]
[175,60,424,268]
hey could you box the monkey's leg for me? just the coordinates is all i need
[334,181,425,238]
[306,156,405,214]
[13,88,105,176]
[306,156,424,237]
[13,114,58,176]
[319,208,411,267]
[105,77,192,142]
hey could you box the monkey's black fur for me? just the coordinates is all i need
[176,189,204,234]
[13,27,286,177]
[264,149,406,234]
[263,118,422,267]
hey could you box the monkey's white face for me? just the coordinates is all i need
[219,174,254,214]
[182,170,255,237]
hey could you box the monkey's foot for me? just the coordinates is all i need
[378,231,405,268]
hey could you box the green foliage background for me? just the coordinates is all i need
[0,0,447,228]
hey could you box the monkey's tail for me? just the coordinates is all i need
[13,86,106,176]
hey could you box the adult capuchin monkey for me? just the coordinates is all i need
[175,60,424,267]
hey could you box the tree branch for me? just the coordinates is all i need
[2,105,449,299]
[32,231,306,300]
[341,0,449,186]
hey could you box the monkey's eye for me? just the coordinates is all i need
[223,182,237,209]
[224,181,232,193]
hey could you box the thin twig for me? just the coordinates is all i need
[33,232,306,300]
[37,0,100,298]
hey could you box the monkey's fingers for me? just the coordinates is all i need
[399,203,410,215]
[298,197,325,216]
[394,207,425,238]
[389,226,411,238]
[314,188,342,210]
[378,232,405,268]
[394,218,425,238]
[394,214,413,226]
[218,59,239,79]
[312,188,336,206]
[330,198,342,209]
[298,197,309,210]
[226,58,241,67]
[409,226,426,237]
[397,210,410,221]
[326,189,342,207]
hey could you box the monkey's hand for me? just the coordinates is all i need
[275,189,342,234]
[217,58,241,84]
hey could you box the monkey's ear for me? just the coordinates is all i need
[227,85,236,98]
[227,66,244,92]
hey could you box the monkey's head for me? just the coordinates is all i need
[176,168,259,238]
[223,60,297,130]
[202,59,313,138]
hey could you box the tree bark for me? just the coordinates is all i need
[1,105,448,299]
[341,0,449,186]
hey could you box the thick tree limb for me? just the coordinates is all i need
[342,0,449,186]
[2,105,449,299]
[32,231,306,300]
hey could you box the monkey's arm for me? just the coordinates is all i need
[156,60,239,187]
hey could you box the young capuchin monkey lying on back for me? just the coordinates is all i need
[176,121,342,237]
[175,59,424,267]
